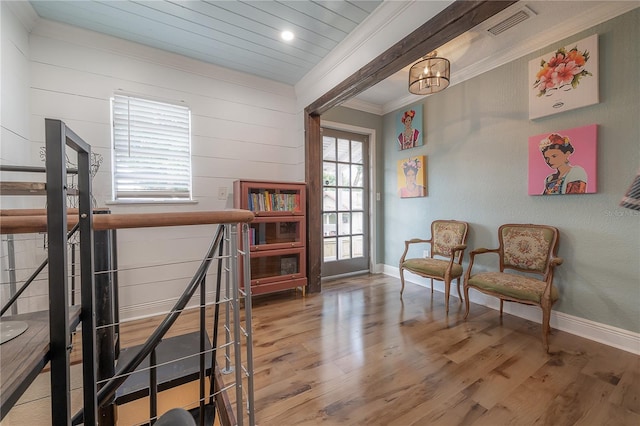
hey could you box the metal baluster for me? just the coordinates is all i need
[229,224,243,426]
[150,348,158,424]
[7,235,17,315]
[241,223,255,425]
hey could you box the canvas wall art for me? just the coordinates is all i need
[396,105,423,150]
[528,124,597,195]
[529,34,598,119]
[398,156,427,198]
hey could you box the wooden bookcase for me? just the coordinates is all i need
[233,180,307,296]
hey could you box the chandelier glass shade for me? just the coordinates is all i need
[408,52,450,95]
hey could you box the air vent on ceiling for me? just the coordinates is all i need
[487,6,535,36]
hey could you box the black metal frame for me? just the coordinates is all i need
[45,118,98,425]
[4,119,255,425]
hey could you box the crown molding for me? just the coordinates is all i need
[4,0,39,31]
[373,1,640,115]
[295,0,453,111]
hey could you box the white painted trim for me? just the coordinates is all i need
[4,0,39,31]
[295,1,453,110]
[378,2,639,115]
[383,265,640,355]
[321,120,377,275]
[341,98,384,116]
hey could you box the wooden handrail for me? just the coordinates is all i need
[0,208,81,216]
[0,210,254,234]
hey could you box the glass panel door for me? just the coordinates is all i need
[321,128,369,277]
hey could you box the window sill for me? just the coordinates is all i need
[105,199,199,206]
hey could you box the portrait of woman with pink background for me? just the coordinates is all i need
[528,124,597,195]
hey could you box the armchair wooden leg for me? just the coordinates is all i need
[542,306,551,353]
[463,286,470,319]
[444,280,450,314]
[455,277,462,302]
[499,300,504,317]
[430,278,434,294]
[399,268,406,298]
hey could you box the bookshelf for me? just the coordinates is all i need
[233,180,307,296]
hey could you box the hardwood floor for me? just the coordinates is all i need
[4,274,639,425]
[248,274,639,425]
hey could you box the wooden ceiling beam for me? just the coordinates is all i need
[308,0,517,116]
[305,1,517,293]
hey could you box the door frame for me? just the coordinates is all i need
[304,1,517,293]
[321,120,377,277]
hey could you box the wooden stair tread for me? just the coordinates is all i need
[0,305,81,419]
[115,331,213,405]
[0,181,78,196]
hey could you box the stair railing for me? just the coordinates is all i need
[1,119,256,425]
[0,222,79,317]
[72,223,227,425]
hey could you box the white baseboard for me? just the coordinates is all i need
[383,265,640,355]
[120,266,639,355]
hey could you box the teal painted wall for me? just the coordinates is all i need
[382,10,639,332]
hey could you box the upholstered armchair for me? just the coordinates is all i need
[399,220,469,313]
[463,224,563,352]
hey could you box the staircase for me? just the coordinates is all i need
[0,119,256,425]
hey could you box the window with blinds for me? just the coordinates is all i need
[111,95,192,201]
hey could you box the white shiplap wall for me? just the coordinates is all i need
[23,18,304,319]
[1,3,51,315]
[1,2,35,195]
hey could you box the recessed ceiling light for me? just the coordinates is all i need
[281,30,294,41]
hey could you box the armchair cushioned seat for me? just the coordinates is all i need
[463,224,563,352]
[402,258,463,280]
[399,220,469,313]
[467,272,559,304]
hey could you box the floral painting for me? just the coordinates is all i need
[528,124,597,195]
[396,105,423,150]
[528,34,598,119]
[397,156,427,198]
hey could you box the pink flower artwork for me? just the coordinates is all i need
[529,34,599,119]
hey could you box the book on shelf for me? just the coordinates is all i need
[247,189,301,212]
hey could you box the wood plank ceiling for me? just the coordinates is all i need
[29,0,383,85]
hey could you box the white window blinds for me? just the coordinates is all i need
[112,95,192,200]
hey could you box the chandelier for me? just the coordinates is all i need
[408,51,450,95]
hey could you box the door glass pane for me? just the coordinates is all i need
[337,139,350,162]
[321,127,368,276]
[323,188,336,211]
[337,163,350,186]
[352,188,363,210]
[351,165,363,187]
[323,213,337,236]
[351,141,363,164]
[338,236,351,260]
[352,212,363,234]
[323,162,336,187]
[324,237,337,262]
[352,235,364,258]
[323,136,336,161]
[338,188,350,211]
[338,212,350,235]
